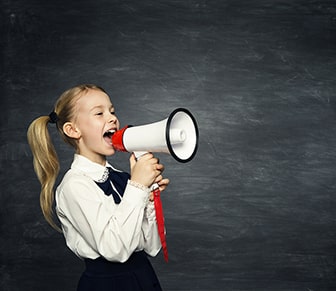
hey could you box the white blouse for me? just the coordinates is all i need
[55,154,161,262]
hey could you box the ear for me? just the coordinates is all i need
[63,122,81,139]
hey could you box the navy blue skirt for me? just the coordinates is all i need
[77,251,162,291]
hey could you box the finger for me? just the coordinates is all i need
[129,153,136,168]
[154,175,163,183]
[155,169,162,177]
[156,163,164,171]
[158,178,170,186]
[151,157,159,165]
[159,182,169,192]
[143,152,154,160]
[136,152,153,162]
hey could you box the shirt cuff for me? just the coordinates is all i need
[128,180,149,192]
[122,180,150,207]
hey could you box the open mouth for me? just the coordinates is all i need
[103,129,115,145]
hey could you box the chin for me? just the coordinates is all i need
[105,148,116,156]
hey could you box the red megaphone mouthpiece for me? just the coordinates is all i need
[111,126,129,152]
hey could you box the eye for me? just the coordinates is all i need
[110,111,115,115]
[95,112,103,116]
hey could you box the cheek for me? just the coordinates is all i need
[80,119,102,137]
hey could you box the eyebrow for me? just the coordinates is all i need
[90,104,114,112]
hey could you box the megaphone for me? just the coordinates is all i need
[112,108,199,163]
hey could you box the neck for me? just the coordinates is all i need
[76,151,107,166]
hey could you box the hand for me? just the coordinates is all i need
[154,174,170,192]
[129,153,164,187]
[149,175,170,201]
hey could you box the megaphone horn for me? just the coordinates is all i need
[112,108,199,163]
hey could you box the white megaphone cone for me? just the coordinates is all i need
[112,108,199,163]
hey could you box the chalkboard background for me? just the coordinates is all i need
[1,0,336,290]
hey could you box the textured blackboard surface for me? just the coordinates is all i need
[1,0,336,290]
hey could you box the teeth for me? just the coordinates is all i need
[104,129,116,137]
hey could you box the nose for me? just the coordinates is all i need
[108,113,118,124]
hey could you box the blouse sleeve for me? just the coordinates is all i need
[56,173,159,262]
[141,201,162,257]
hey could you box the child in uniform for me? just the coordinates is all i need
[27,84,169,291]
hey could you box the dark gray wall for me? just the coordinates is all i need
[1,0,336,290]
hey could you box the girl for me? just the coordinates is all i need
[27,84,169,291]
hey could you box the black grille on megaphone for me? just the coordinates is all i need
[111,108,199,163]
[165,108,198,162]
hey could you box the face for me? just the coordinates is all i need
[71,89,120,165]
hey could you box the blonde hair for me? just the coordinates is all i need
[27,84,106,231]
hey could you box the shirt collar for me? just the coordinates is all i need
[71,154,120,182]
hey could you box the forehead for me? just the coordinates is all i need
[76,89,113,110]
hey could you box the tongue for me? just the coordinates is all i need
[104,134,112,145]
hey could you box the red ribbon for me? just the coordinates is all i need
[153,187,168,262]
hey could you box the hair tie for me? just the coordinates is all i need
[49,111,59,124]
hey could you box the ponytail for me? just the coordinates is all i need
[27,84,106,231]
[27,115,61,231]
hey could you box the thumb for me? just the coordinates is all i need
[129,153,137,170]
